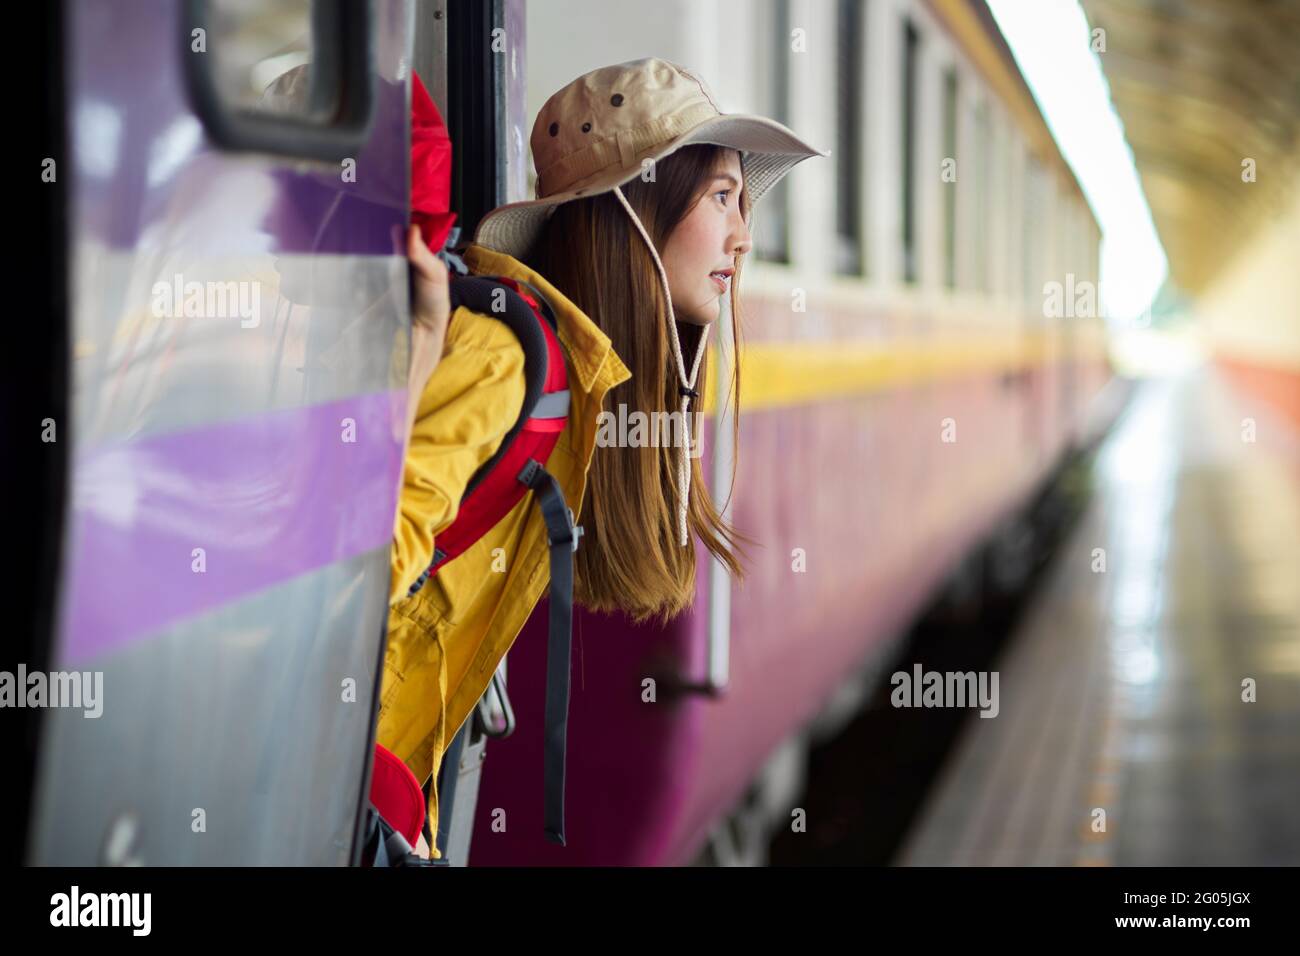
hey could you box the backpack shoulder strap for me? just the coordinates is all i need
[446,276,551,498]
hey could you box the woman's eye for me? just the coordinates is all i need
[716,190,731,206]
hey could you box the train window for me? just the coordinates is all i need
[834,0,864,277]
[1064,198,1077,298]
[974,99,990,296]
[1007,135,1022,307]
[1002,121,1016,303]
[942,67,958,291]
[1003,121,1014,299]
[901,20,919,285]
[182,0,374,161]
[206,0,318,118]
[1090,223,1100,290]
[754,0,792,265]
[1058,189,1071,302]
[1046,182,1056,299]
[1023,153,1043,309]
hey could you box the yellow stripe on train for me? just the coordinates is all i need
[700,332,1102,413]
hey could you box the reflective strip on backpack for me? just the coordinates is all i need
[530,389,570,420]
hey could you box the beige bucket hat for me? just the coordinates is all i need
[474,57,827,547]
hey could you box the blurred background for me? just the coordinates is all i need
[14,0,1298,866]
[515,0,1300,866]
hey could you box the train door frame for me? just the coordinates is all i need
[398,0,515,867]
[10,0,68,867]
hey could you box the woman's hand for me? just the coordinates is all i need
[402,226,453,441]
[408,224,452,380]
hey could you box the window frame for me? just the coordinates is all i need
[181,0,376,162]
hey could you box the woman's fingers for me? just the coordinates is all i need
[409,225,451,336]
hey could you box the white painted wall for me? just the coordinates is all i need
[1197,179,1300,369]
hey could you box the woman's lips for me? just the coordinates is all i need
[710,272,729,293]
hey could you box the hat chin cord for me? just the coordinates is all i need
[612,184,708,549]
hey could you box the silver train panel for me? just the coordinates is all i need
[31,547,390,866]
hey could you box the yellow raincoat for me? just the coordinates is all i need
[378,243,631,857]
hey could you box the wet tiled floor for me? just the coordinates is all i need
[898,366,1300,865]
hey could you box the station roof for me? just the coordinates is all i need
[1079,0,1300,293]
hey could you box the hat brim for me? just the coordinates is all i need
[472,113,829,260]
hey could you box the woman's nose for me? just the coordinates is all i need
[732,215,753,257]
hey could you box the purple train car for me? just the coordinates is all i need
[20,0,1114,866]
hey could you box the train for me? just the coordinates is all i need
[20,0,1113,866]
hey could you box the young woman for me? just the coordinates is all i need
[388,58,825,859]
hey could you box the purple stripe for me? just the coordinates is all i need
[58,391,406,665]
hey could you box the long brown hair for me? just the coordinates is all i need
[524,144,751,623]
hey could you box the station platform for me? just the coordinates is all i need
[897,364,1300,865]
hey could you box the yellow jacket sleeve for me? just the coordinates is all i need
[389,307,527,606]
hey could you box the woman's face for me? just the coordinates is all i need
[661,150,753,326]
